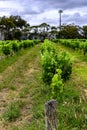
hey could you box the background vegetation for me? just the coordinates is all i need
[1,15,87,40]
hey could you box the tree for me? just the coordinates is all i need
[39,23,50,41]
[0,16,15,39]
[0,15,28,40]
[48,26,58,40]
[30,25,39,34]
[59,24,80,39]
[51,26,57,31]
[82,25,87,38]
[9,15,27,29]
[29,25,39,39]
[39,23,50,32]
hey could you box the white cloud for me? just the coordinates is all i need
[0,0,87,26]
[0,1,21,10]
[0,0,23,17]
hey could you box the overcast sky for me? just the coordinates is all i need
[0,0,87,27]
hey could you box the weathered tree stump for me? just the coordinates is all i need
[44,99,58,130]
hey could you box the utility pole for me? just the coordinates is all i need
[58,10,63,31]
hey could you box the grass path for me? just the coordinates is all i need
[55,43,87,130]
[0,44,42,130]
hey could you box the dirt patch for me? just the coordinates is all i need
[24,68,34,77]
[0,88,9,112]
[83,89,87,97]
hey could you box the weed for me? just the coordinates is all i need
[2,100,24,121]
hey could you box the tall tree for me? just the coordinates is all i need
[9,15,27,28]
[39,23,50,40]
[82,25,87,38]
[0,16,15,39]
[29,25,39,39]
[39,23,50,33]
[59,24,80,39]
[0,15,28,40]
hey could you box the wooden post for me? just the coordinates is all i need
[44,99,58,130]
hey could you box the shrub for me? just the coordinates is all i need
[58,51,72,81]
[41,40,72,84]
[41,39,58,84]
[41,50,58,84]
[22,40,34,49]
[12,41,19,52]
[51,69,64,100]
[33,39,41,44]
[2,44,12,56]
[41,39,56,55]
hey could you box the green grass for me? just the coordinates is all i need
[0,48,31,73]
[2,100,25,122]
[19,85,30,98]
[0,42,87,130]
